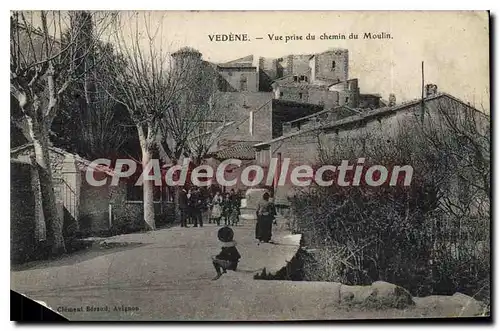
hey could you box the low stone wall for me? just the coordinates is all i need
[338,281,487,315]
[338,281,415,309]
[253,215,488,316]
[11,162,37,264]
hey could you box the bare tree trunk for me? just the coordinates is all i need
[29,153,46,243]
[26,115,66,255]
[139,133,156,231]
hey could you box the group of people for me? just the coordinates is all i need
[178,186,241,228]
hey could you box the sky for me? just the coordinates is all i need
[20,10,490,110]
[125,10,489,110]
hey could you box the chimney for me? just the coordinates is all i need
[425,84,438,97]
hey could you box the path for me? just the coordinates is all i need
[11,222,303,321]
[11,222,483,320]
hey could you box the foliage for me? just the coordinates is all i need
[290,100,490,300]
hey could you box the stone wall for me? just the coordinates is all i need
[314,49,349,83]
[218,67,259,92]
[308,89,340,108]
[11,161,37,263]
[256,129,321,204]
[284,54,311,76]
[279,85,311,103]
[262,94,489,206]
[78,175,116,234]
[213,92,273,143]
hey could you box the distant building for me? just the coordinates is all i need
[172,47,395,194]
[262,49,381,111]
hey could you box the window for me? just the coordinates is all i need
[293,75,298,82]
[299,93,303,99]
[280,92,284,97]
[239,76,248,91]
[331,61,336,70]
[345,96,349,103]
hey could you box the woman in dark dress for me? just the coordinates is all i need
[255,192,276,243]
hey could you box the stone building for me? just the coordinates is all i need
[189,93,325,194]
[172,47,389,197]
[266,49,381,111]
[253,90,488,205]
[10,144,174,244]
[309,49,349,84]
[175,47,383,151]
[216,55,259,92]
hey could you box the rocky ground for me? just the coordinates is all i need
[11,221,488,321]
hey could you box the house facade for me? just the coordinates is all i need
[253,89,489,205]
[10,144,175,243]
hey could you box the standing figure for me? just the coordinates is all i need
[255,192,276,243]
[222,193,232,226]
[190,187,203,227]
[206,191,214,224]
[187,188,194,225]
[200,187,210,225]
[210,191,223,225]
[179,187,189,228]
[230,190,241,226]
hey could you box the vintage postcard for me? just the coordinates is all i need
[10,10,490,321]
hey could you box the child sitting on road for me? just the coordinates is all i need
[211,226,241,280]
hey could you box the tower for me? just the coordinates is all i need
[171,47,203,73]
[311,48,349,83]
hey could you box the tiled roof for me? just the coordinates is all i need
[10,143,116,176]
[287,106,360,125]
[255,93,483,147]
[208,141,258,160]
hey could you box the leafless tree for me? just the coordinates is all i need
[183,94,232,166]
[156,50,222,165]
[101,13,226,227]
[420,98,490,222]
[10,11,113,255]
[98,12,178,230]
[154,50,226,222]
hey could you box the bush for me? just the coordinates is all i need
[291,108,490,299]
